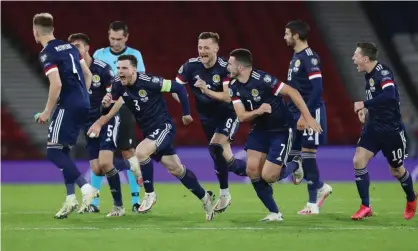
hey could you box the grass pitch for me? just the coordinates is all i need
[2,183,417,251]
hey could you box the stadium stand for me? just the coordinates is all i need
[1,2,362,159]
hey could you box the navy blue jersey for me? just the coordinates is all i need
[229,69,293,131]
[287,47,324,113]
[364,63,403,132]
[111,73,173,133]
[39,39,89,108]
[176,57,234,121]
[88,58,114,121]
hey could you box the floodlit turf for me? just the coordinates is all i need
[1,183,417,251]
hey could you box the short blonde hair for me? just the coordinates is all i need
[33,13,54,34]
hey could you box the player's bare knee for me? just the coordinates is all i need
[390,165,405,178]
[99,161,113,174]
[246,165,260,179]
[162,158,184,176]
[261,172,278,183]
[168,164,184,177]
[91,164,104,176]
[136,148,150,162]
[353,154,367,169]
[121,148,135,159]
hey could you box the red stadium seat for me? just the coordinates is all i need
[1,106,43,160]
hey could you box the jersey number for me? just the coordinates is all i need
[276,143,286,161]
[133,100,141,111]
[287,69,293,81]
[246,100,254,111]
[69,54,81,81]
[150,129,160,139]
[107,125,114,137]
[225,118,233,129]
[391,148,404,161]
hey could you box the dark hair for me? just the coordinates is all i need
[68,33,90,45]
[285,20,310,41]
[109,21,129,36]
[356,42,378,61]
[230,48,253,67]
[33,13,54,33]
[198,32,220,44]
[118,54,137,68]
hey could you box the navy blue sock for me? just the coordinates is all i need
[176,167,206,200]
[47,147,82,184]
[281,151,300,180]
[228,157,247,177]
[398,170,416,202]
[251,178,279,213]
[106,167,123,206]
[140,158,154,193]
[209,144,229,189]
[354,167,370,207]
[65,183,75,196]
[302,152,321,203]
[113,158,130,171]
[278,164,297,181]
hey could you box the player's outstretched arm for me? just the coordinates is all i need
[80,60,93,90]
[194,79,231,103]
[87,96,123,138]
[278,83,322,133]
[99,96,123,126]
[45,71,63,116]
[161,80,191,116]
[232,99,269,123]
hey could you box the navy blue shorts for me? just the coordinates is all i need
[85,115,120,160]
[48,106,88,146]
[244,128,293,166]
[358,128,407,168]
[201,115,239,142]
[146,123,177,162]
[291,105,327,150]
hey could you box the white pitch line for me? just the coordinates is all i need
[5,226,418,231]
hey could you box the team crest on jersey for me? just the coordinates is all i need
[381,70,389,76]
[92,75,101,87]
[251,89,261,102]
[263,75,272,83]
[178,65,184,74]
[369,78,375,92]
[311,58,318,66]
[109,70,114,77]
[138,89,149,102]
[152,76,160,84]
[212,74,220,84]
[40,54,47,63]
[293,59,301,72]
[229,88,233,97]
[138,89,147,98]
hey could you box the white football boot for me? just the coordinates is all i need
[214,190,232,213]
[317,183,333,208]
[55,195,79,219]
[297,202,319,215]
[138,192,157,213]
[202,191,215,221]
[260,212,284,222]
[77,185,99,214]
[106,206,126,217]
[292,157,304,185]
